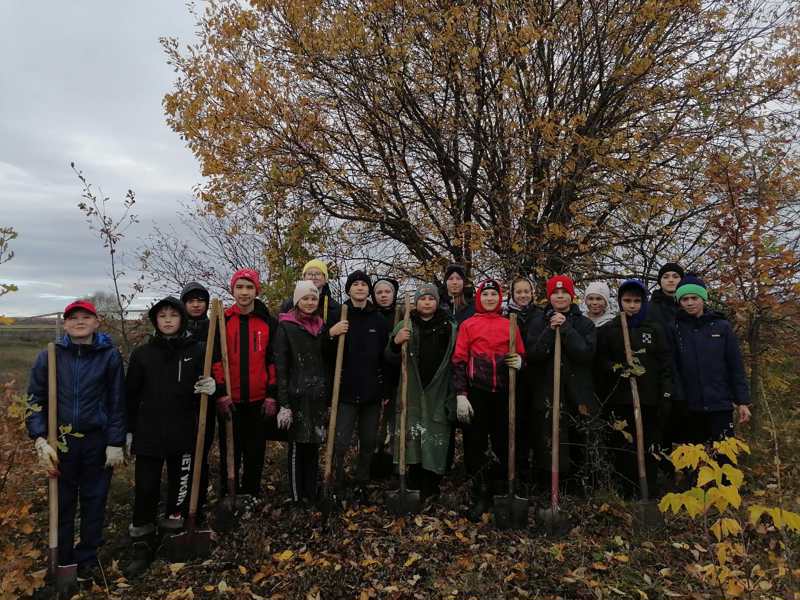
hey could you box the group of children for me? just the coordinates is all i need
[25,259,752,582]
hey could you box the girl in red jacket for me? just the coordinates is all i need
[451,279,525,521]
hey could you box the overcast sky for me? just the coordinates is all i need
[0,2,202,316]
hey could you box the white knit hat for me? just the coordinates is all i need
[584,281,611,305]
[293,280,319,306]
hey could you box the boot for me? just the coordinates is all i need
[467,483,491,522]
[124,524,157,579]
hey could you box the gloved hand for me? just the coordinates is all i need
[277,407,293,430]
[194,376,216,396]
[105,446,124,468]
[262,397,278,418]
[216,395,233,416]
[35,437,59,476]
[504,353,522,370]
[125,432,133,456]
[456,395,474,423]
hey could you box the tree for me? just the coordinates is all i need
[163,0,799,284]
[0,226,17,300]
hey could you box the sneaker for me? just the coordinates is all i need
[77,561,98,584]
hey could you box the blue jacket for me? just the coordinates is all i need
[26,333,126,446]
[670,310,750,412]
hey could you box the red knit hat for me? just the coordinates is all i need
[546,275,575,299]
[63,299,98,318]
[230,268,260,293]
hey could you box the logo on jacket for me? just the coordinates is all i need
[642,333,652,345]
[369,328,376,333]
[183,357,193,362]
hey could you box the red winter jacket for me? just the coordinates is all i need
[212,300,278,403]
[451,280,526,394]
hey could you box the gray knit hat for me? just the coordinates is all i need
[414,284,440,304]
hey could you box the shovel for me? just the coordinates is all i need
[538,326,569,534]
[493,314,528,529]
[386,292,422,515]
[620,313,664,530]
[164,299,218,561]
[47,343,77,597]
[320,305,348,516]
[213,298,250,532]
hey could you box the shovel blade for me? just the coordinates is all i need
[537,507,570,536]
[163,530,212,563]
[55,563,77,596]
[215,497,238,533]
[493,495,528,529]
[386,488,422,515]
[632,500,664,531]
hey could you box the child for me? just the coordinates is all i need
[27,300,125,584]
[371,275,400,478]
[328,269,389,499]
[526,276,596,493]
[581,281,615,327]
[595,280,672,498]
[280,258,341,324]
[372,276,399,326]
[439,264,476,325]
[274,281,330,506]
[451,279,525,521]
[213,269,279,498]
[671,276,751,445]
[385,284,457,499]
[125,296,215,576]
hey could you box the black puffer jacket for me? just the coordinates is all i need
[439,288,476,326]
[181,281,211,342]
[648,289,678,347]
[336,300,390,404]
[526,304,597,413]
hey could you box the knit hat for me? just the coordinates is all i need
[546,275,575,299]
[414,283,440,304]
[617,279,648,302]
[302,259,329,280]
[584,281,611,306]
[371,276,399,305]
[675,275,708,301]
[444,263,467,282]
[63,299,98,318]
[345,269,372,295]
[180,281,210,304]
[475,278,503,314]
[658,262,685,284]
[230,268,260,293]
[293,280,320,306]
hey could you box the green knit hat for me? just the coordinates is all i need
[675,275,708,302]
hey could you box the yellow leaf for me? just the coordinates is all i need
[238,565,248,575]
[169,562,186,575]
[670,444,709,470]
[404,552,421,567]
[697,465,718,488]
[721,464,744,488]
[274,550,295,562]
[218,580,231,593]
[713,437,750,464]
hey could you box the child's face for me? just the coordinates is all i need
[297,293,319,315]
[680,294,704,317]
[480,288,500,312]
[349,280,370,302]
[185,297,208,318]
[660,272,681,294]
[446,273,464,296]
[304,268,327,290]
[512,281,533,307]
[233,279,257,309]
[416,295,438,317]
[620,292,642,317]
[585,294,607,316]
[373,283,395,308]
[550,289,572,312]
[156,306,182,336]
[63,310,99,341]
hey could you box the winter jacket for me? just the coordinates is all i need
[452,283,526,395]
[385,308,456,474]
[526,304,597,413]
[439,288,476,326]
[670,310,750,412]
[595,315,672,409]
[212,299,277,404]
[274,315,330,444]
[503,302,542,341]
[181,281,211,342]
[126,331,206,456]
[336,300,390,404]
[280,282,341,325]
[26,333,126,446]
[648,289,679,346]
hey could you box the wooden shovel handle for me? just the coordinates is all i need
[216,300,236,496]
[508,314,517,490]
[398,292,412,476]
[551,327,561,512]
[323,304,348,481]
[47,343,58,572]
[620,312,649,501]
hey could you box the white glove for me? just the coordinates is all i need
[456,395,474,423]
[35,437,59,473]
[105,446,124,468]
[277,407,293,430]
[194,376,216,395]
[125,433,133,456]
[505,353,522,370]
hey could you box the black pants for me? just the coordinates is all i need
[198,404,215,518]
[407,463,442,498]
[133,453,193,526]
[218,402,267,497]
[334,401,380,484]
[56,430,111,567]
[462,388,509,490]
[607,405,660,499]
[515,375,533,483]
[687,410,735,445]
[287,442,319,501]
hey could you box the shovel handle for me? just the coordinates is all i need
[323,305,348,482]
[398,292,412,479]
[620,312,650,501]
[508,314,517,494]
[216,300,236,497]
[47,343,58,574]
[551,327,562,512]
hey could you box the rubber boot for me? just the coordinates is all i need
[125,524,157,579]
[467,483,491,522]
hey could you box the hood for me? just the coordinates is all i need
[371,276,399,307]
[180,281,210,304]
[677,308,727,324]
[148,296,189,336]
[226,298,272,321]
[474,279,504,314]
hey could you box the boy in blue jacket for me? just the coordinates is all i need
[671,276,751,444]
[26,300,126,583]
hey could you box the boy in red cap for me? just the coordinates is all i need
[212,269,279,498]
[526,275,596,494]
[451,279,525,521]
[26,300,126,585]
